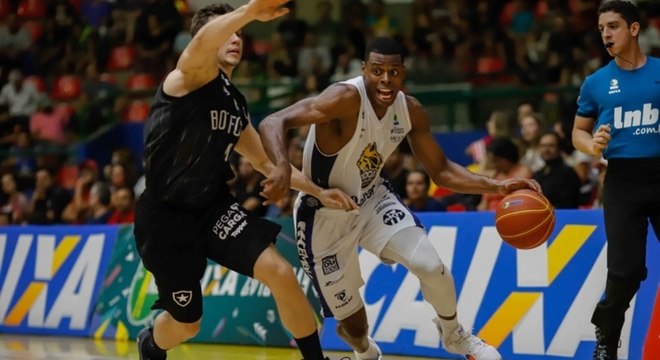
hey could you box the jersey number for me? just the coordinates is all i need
[224,143,234,162]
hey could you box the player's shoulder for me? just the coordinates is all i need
[318,82,360,104]
[404,93,422,107]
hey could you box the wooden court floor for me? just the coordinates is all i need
[0,334,447,359]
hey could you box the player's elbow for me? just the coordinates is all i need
[258,116,280,134]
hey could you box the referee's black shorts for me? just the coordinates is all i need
[133,190,281,323]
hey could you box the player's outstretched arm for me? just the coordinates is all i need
[165,0,290,95]
[405,96,541,195]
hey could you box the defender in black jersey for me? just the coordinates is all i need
[133,2,357,360]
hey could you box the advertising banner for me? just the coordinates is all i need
[90,220,321,348]
[0,225,118,336]
[319,210,658,360]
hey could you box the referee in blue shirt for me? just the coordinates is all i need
[572,1,660,359]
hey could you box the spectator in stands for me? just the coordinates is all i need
[478,137,532,210]
[80,0,113,29]
[103,147,137,183]
[108,186,135,224]
[638,5,660,56]
[134,11,174,80]
[0,14,33,77]
[366,0,398,38]
[27,167,72,224]
[173,14,193,58]
[47,0,79,39]
[61,159,99,224]
[297,32,332,79]
[6,131,36,189]
[0,172,28,224]
[515,99,537,124]
[30,97,72,149]
[109,0,142,44]
[311,0,340,49]
[276,0,308,59]
[404,170,446,212]
[84,181,112,224]
[330,44,362,82]
[518,112,545,172]
[0,104,16,151]
[34,19,68,76]
[76,62,121,136]
[466,110,514,176]
[0,69,41,132]
[532,132,581,209]
[111,161,135,189]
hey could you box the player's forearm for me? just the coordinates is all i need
[194,5,253,51]
[258,117,290,167]
[436,161,499,194]
[290,165,322,198]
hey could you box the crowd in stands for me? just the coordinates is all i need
[0,0,658,225]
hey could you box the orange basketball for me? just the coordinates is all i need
[495,189,555,249]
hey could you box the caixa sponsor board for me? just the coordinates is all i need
[0,226,118,336]
[320,210,658,360]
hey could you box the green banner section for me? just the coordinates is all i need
[89,219,322,347]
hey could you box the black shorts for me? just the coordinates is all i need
[603,158,660,282]
[133,190,281,323]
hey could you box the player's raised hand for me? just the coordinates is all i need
[498,178,542,195]
[246,0,291,22]
[318,188,359,211]
[592,124,611,156]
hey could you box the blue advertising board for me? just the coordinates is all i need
[0,226,118,336]
[319,210,658,360]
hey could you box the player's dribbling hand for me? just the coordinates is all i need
[592,124,611,156]
[498,178,543,196]
[260,164,291,205]
[318,188,359,212]
[246,0,291,22]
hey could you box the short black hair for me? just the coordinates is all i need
[191,3,235,37]
[488,137,520,164]
[364,37,405,62]
[598,1,640,26]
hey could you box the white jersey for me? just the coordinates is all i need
[301,76,412,205]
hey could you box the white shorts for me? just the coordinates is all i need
[294,181,423,320]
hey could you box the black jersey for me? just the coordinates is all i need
[143,72,249,209]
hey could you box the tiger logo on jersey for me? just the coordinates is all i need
[357,142,383,188]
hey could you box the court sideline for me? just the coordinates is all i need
[0,334,451,359]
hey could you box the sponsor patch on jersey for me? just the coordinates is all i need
[333,289,353,309]
[356,142,383,188]
[383,209,406,225]
[322,255,340,275]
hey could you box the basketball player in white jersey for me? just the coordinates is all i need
[259,37,540,360]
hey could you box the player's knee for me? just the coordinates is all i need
[177,321,201,340]
[408,241,449,282]
[257,258,295,287]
